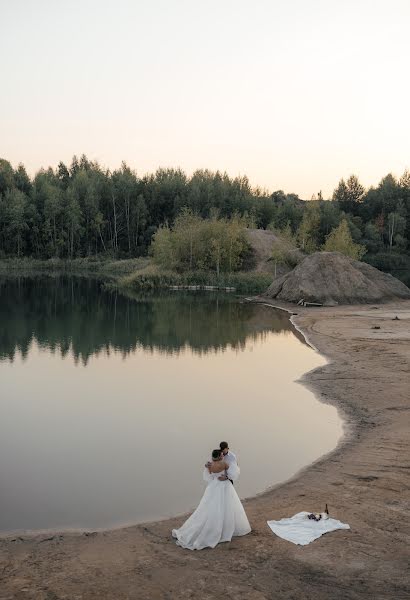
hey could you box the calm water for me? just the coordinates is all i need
[0,276,343,534]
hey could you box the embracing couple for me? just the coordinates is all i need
[172,442,251,550]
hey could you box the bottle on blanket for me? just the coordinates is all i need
[307,504,330,521]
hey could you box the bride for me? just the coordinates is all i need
[172,449,251,550]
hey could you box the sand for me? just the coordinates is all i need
[1,300,409,600]
[266,252,410,306]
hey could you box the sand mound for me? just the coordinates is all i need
[265,252,410,305]
[245,228,302,274]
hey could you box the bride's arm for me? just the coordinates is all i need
[203,467,213,482]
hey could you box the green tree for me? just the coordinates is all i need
[64,188,83,258]
[387,210,406,249]
[151,212,249,274]
[319,200,341,238]
[363,221,383,253]
[0,159,15,196]
[209,236,224,276]
[323,219,366,260]
[226,214,247,272]
[57,162,70,189]
[4,189,29,256]
[332,175,365,213]
[151,224,176,269]
[112,162,138,254]
[14,164,32,195]
[296,202,320,252]
[173,208,201,270]
[132,194,148,251]
[43,181,63,256]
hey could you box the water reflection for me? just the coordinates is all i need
[0,276,297,363]
[0,275,341,534]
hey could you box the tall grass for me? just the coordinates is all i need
[120,267,272,294]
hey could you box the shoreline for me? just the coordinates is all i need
[1,299,409,599]
[0,299,342,541]
[228,298,353,511]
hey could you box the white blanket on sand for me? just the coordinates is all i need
[267,512,350,546]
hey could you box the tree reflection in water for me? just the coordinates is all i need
[0,276,298,364]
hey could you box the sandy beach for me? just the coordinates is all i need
[1,300,409,600]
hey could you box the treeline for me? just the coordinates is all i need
[0,156,265,260]
[0,156,409,282]
[281,174,410,255]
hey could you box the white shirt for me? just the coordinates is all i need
[223,450,239,482]
[223,450,237,466]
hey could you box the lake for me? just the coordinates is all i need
[0,276,343,534]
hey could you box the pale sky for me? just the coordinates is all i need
[1,0,409,198]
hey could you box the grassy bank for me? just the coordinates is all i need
[0,257,150,278]
[0,257,273,293]
[119,266,272,294]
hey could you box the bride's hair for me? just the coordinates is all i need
[212,449,222,460]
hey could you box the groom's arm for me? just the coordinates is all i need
[226,459,240,482]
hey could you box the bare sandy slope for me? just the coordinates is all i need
[1,301,409,600]
[245,228,302,274]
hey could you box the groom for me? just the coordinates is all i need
[206,441,238,484]
[219,441,237,483]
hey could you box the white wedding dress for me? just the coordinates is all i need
[172,463,251,550]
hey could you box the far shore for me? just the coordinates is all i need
[0,256,149,276]
[1,299,409,599]
[0,257,273,294]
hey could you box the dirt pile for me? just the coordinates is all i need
[245,228,302,274]
[265,251,410,305]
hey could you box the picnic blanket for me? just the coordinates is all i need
[267,511,350,545]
